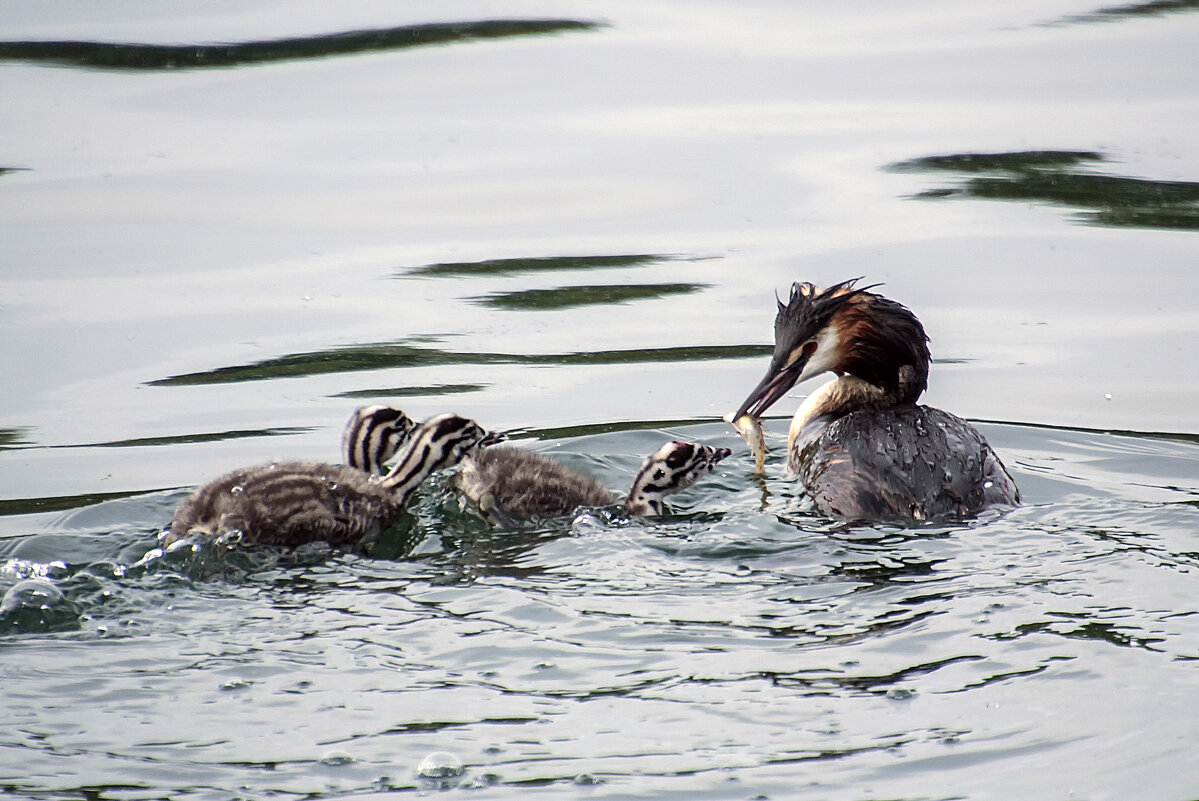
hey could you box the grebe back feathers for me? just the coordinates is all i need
[457,440,731,523]
[168,413,503,547]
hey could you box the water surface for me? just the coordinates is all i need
[1,2,1197,799]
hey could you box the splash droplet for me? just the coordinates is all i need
[417,751,463,779]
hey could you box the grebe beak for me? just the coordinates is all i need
[480,430,508,447]
[734,352,805,420]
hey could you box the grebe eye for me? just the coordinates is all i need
[802,341,818,356]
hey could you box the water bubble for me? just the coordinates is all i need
[983,480,994,489]
[320,751,354,767]
[886,687,916,701]
[0,579,82,634]
[326,481,339,491]
[417,751,463,779]
[573,773,601,786]
[3,579,64,609]
[230,485,245,495]
[220,679,252,691]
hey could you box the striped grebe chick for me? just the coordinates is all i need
[342,405,415,475]
[167,414,504,548]
[456,440,732,523]
[733,278,1019,522]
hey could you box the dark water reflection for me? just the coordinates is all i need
[1056,0,1199,24]
[149,341,771,387]
[71,426,311,449]
[0,19,600,71]
[472,282,707,311]
[0,429,30,451]
[404,254,670,279]
[333,382,485,400]
[890,150,1199,230]
[0,488,170,518]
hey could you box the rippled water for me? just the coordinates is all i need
[2,2,1198,799]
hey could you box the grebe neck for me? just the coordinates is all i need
[788,374,894,456]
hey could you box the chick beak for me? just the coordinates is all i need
[480,430,508,448]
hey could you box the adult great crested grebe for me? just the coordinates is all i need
[732,278,1019,522]
[456,440,732,524]
[166,413,504,547]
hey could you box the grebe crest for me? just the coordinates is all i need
[733,278,1018,522]
[457,439,731,524]
[167,413,504,548]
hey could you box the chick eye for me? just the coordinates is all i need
[802,340,818,356]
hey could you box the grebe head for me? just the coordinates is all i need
[342,405,416,475]
[385,413,506,485]
[428,414,508,464]
[734,278,930,419]
[626,441,733,516]
[652,441,733,489]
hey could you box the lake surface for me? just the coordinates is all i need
[1,2,1197,799]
